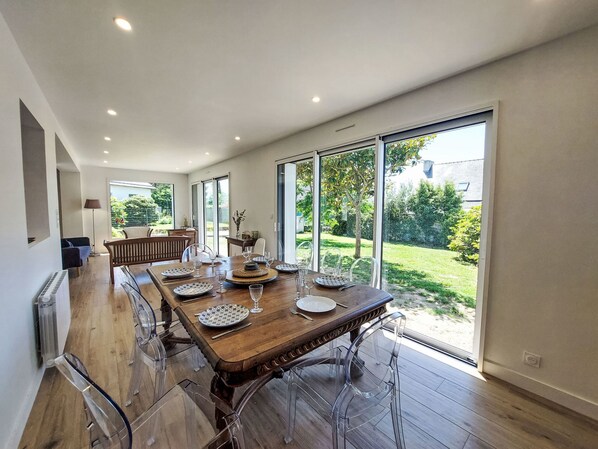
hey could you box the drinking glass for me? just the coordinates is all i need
[209,249,218,269]
[191,255,202,278]
[242,247,252,262]
[264,251,274,270]
[304,278,314,298]
[217,270,227,293]
[249,284,263,313]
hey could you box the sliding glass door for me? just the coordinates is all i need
[276,158,313,263]
[200,176,229,256]
[319,143,376,272]
[276,111,492,363]
[381,113,490,360]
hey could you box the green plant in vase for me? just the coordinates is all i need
[232,209,246,238]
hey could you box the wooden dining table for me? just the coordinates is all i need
[147,255,392,416]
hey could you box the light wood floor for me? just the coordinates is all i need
[19,256,598,449]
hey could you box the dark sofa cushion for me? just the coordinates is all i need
[61,237,92,269]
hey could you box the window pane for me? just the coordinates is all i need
[319,146,375,273]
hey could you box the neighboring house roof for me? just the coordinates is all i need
[391,159,484,207]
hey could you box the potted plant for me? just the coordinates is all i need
[232,209,246,238]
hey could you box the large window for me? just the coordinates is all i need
[276,111,493,363]
[109,181,174,237]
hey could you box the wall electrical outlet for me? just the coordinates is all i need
[523,351,541,368]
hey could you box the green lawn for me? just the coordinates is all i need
[297,232,478,314]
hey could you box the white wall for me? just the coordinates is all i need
[80,166,189,251]
[190,25,598,418]
[59,170,84,238]
[0,13,79,449]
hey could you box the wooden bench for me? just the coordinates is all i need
[104,236,191,284]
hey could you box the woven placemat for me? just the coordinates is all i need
[232,268,268,278]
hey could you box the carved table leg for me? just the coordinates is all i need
[211,374,235,432]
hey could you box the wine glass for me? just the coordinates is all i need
[209,249,218,270]
[304,278,315,298]
[217,270,227,293]
[191,254,202,278]
[249,284,263,313]
[264,251,274,270]
[242,247,252,262]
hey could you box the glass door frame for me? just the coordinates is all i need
[275,106,496,366]
[380,110,494,364]
[195,174,230,256]
[276,152,316,266]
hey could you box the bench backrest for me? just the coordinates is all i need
[104,236,190,265]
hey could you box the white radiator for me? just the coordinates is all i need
[36,270,71,366]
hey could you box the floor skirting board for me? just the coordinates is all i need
[483,360,598,421]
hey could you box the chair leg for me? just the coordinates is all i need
[390,389,406,449]
[283,374,298,444]
[128,337,136,366]
[332,415,347,449]
[125,354,143,406]
[153,365,166,403]
[192,347,206,372]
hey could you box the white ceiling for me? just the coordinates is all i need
[2,0,598,174]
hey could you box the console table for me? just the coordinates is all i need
[224,236,256,256]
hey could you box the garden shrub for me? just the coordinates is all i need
[122,195,159,226]
[448,205,481,264]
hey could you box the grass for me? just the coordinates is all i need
[297,232,478,316]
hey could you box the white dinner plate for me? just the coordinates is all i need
[296,295,337,313]
[173,282,213,298]
[275,263,298,273]
[314,276,347,288]
[197,304,250,328]
[161,267,194,278]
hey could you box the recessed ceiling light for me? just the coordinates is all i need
[175,167,179,170]
[312,96,321,103]
[205,152,210,155]
[113,17,132,31]
[103,160,108,163]
[188,160,192,163]
[103,150,109,154]
[104,136,111,141]
[234,136,241,141]
[107,109,117,116]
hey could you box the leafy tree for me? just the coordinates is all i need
[151,183,173,213]
[123,195,159,226]
[295,161,313,229]
[320,137,434,258]
[110,196,127,228]
[437,183,464,247]
[409,181,441,244]
[448,206,481,264]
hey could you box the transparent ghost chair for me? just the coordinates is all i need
[349,256,379,288]
[182,243,213,278]
[295,241,314,269]
[121,265,179,325]
[320,249,343,276]
[329,257,380,354]
[54,352,246,449]
[284,312,407,449]
[122,282,205,407]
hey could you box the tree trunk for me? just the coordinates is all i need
[354,199,362,259]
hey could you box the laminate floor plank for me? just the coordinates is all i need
[18,256,598,449]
